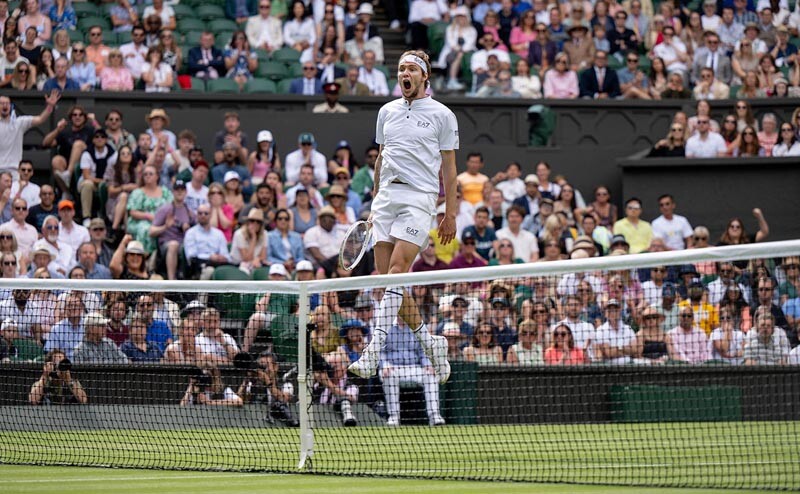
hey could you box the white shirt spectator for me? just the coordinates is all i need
[495,177,525,203]
[79,147,117,188]
[734,38,767,55]
[358,66,390,96]
[58,221,90,252]
[119,42,148,79]
[652,38,689,73]
[312,0,344,25]
[0,115,34,179]
[556,273,604,297]
[183,224,231,261]
[701,14,722,31]
[595,319,636,365]
[142,5,176,27]
[283,17,317,63]
[246,14,284,50]
[685,131,727,158]
[641,280,665,306]
[651,214,693,250]
[772,141,800,157]
[304,224,344,259]
[470,48,511,73]
[10,180,41,208]
[708,327,745,364]
[1,218,37,255]
[195,332,239,358]
[496,227,538,262]
[185,183,209,214]
[707,278,750,305]
[554,317,596,352]
[283,148,328,185]
[408,0,449,24]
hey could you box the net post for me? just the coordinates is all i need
[297,282,314,469]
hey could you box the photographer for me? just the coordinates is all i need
[29,349,88,405]
[180,364,243,407]
[235,352,298,427]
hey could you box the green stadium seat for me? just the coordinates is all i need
[277,78,293,93]
[254,48,271,63]
[172,3,197,19]
[287,62,303,78]
[271,47,301,63]
[215,31,236,49]
[375,64,390,78]
[211,266,254,320]
[177,18,206,34]
[427,21,448,57]
[183,30,204,47]
[196,4,226,21]
[251,267,271,280]
[257,61,289,81]
[207,18,238,32]
[116,30,132,45]
[206,78,241,93]
[244,78,277,93]
[73,2,100,18]
[188,77,206,91]
[78,16,110,32]
[69,29,85,43]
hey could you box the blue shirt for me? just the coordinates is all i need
[462,225,497,260]
[81,262,112,280]
[146,320,173,353]
[120,340,164,362]
[44,319,84,359]
[43,77,81,93]
[211,163,253,200]
[183,224,231,261]
[380,324,431,368]
[68,62,97,88]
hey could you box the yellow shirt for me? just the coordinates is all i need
[429,228,459,264]
[457,172,489,205]
[677,300,719,335]
[612,218,653,254]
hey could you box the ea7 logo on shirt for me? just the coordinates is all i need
[417,120,431,128]
[406,227,420,236]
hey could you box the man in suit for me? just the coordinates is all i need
[317,47,345,84]
[692,67,731,100]
[511,174,540,217]
[245,0,283,52]
[579,50,621,99]
[187,32,226,80]
[289,62,323,95]
[691,31,732,85]
[335,65,370,96]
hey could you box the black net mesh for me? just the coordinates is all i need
[1,248,800,490]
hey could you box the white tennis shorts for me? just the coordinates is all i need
[371,182,437,249]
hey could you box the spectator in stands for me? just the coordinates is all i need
[119,315,162,362]
[223,172,244,217]
[1,198,36,257]
[336,64,370,95]
[101,145,135,234]
[344,21,383,65]
[773,123,800,156]
[18,0,51,45]
[74,240,109,280]
[659,70,691,99]
[283,0,316,63]
[127,164,172,255]
[39,216,71,275]
[180,364,243,406]
[204,182,233,242]
[346,2,379,41]
[135,294,173,354]
[667,306,710,363]
[757,113,779,156]
[188,31,226,80]
[119,24,148,81]
[44,291,85,359]
[595,299,636,364]
[8,162,38,215]
[316,46,344,85]
[99,49,133,91]
[42,56,79,92]
[510,9,537,58]
[708,306,745,364]
[247,131,281,186]
[228,208,266,271]
[734,125,765,157]
[290,60,323,95]
[579,50,621,99]
[195,307,239,364]
[692,67,731,100]
[77,129,116,224]
[226,0,256,24]
[103,298,128,347]
[678,277,718,336]
[506,319,543,366]
[47,0,75,33]
[47,30,70,63]
[692,31,732,86]
[744,310,789,365]
[163,318,203,365]
[82,26,109,76]
[304,205,343,266]
[612,198,652,254]
[67,42,96,91]
[110,0,137,33]
[379,321,445,426]
[211,143,252,201]
[563,23,594,72]
[224,31,258,92]
[651,194,692,250]
[411,235,449,272]
[183,203,232,280]
[141,45,173,93]
[246,0,283,53]
[267,207,304,269]
[497,205,538,262]
[652,25,689,76]
[632,306,669,363]
[73,312,129,364]
[527,23,558,71]
[150,179,193,280]
[544,323,586,365]
[543,52,579,98]
[456,153,489,207]
[143,0,175,31]
[357,50,389,96]
[4,57,34,90]
[463,321,504,364]
[284,133,327,187]
[685,115,727,157]
[29,349,87,405]
[472,31,511,77]
[648,120,686,157]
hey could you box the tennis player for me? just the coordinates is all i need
[348,50,458,385]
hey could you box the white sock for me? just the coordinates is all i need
[412,322,435,353]
[366,286,403,354]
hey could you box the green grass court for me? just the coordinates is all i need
[2,421,797,492]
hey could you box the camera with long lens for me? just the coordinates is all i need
[49,358,72,379]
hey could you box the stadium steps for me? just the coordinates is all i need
[371,4,406,71]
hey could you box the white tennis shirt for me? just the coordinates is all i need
[375,96,459,195]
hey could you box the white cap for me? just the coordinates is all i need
[356,3,374,15]
[83,312,108,327]
[257,130,273,143]
[1,317,17,332]
[269,264,289,277]
[524,174,540,184]
[224,170,240,184]
[453,5,470,17]
[296,260,314,272]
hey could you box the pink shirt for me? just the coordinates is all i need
[757,131,778,157]
[99,67,134,91]
[668,326,710,363]
[509,27,536,57]
[543,69,579,99]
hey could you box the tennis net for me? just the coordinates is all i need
[1,240,799,490]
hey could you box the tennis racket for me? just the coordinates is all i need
[339,220,373,271]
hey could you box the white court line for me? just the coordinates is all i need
[3,473,282,483]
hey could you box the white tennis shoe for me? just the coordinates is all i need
[348,350,379,378]
[430,335,451,384]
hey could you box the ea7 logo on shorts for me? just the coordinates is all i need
[406,227,420,236]
[417,121,431,128]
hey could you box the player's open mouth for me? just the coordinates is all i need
[402,80,412,90]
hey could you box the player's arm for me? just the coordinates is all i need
[438,149,457,245]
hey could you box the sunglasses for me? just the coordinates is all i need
[532,309,548,314]
[71,113,85,117]
[719,315,734,321]
[644,315,660,321]
[697,120,710,124]
[19,168,33,173]
[742,131,755,136]
[758,287,773,292]
[652,268,666,272]
[90,227,106,231]
[554,332,568,337]
[680,314,694,318]
[276,216,290,221]
[724,119,736,124]
[0,235,12,240]
[736,104,747,109]
[14,206,27,211]
[2,260,17,266]
[73,48,85,53]
[477,331,492,336]
[784,264,799,270]
[627,58,638,63]
[18,68,29,73]
[196,211,210,216]
[781,127,794,132]
[209,191,223,195]
[90,32,102,36]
